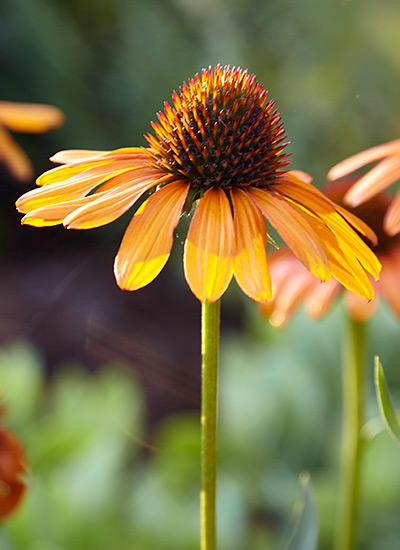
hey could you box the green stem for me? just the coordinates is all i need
[335,318,366,550]
[201,299,221,550]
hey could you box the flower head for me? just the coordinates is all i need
[328,139,400,236]
[16,65,381,303]
[261,177,400,327]
[0,403,26,520]
[0,100,64,181]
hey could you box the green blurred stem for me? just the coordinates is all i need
[201,299,220,550]
[335,318,366,550]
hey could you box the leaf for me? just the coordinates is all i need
[284,472,319,550]
[374,355,400,445]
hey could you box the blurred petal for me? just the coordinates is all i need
[344,156,400,207]
[115,181,189,291]
[344,287,378,322]
[0,101,64,133]
[327,139,400,180]
[380,249,400,318]
[307,279,340,319]
[0,125,33,181]
[231,188,271,302]
[384,189,400,236]
[184,188,234,302]
[247,187,331,281]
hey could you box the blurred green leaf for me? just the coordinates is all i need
[374,356,400,445]
[284,472,318,550]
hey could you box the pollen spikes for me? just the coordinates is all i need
[146,65,290,190]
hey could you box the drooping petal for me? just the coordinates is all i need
[0,101,64,133]
[269,263,317,327]
[247,187,331,281]
[327,139,400,181]
[50,150,109,164]
[184,187,234,302]
[0,125,33,181]
[306,279,341,319]
[64,174,168,229]
[334,204,377,246]
[383,189,400,236]
[114,181,189,291]
[344,286,378,322]
[379,249,400,318]
[231,188,271,302]
[343,155,400,207]
[274,177,381,280]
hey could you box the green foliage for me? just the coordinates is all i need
[374,356,400,445]
[2,302,400,549]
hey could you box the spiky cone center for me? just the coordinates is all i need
[146,65,290,192]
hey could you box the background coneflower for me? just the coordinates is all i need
[328,139,400,236]
[0,101,64,181]
[260,175,400,550]
[261,177,400,326]
[0,402,26,521]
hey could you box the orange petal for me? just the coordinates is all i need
[344,287,378,322]
[184,188,234,302]
[344,155,400,207]
[287,170,313,184]
[379,249,400,318]
[0,125,33,181]
[114,181,189,291]
[247,187,331,281]
[383,189,400,236]
[275,177,381,280]
[17,167,136,213]
[50,150,109,164]
[0,101,64,133]
[230,189,271,302]
[335,204,377,245]
[327,139,400,180]
[307,279,340,319]
[64,175,164,229]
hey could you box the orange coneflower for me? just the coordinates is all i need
[0,403,26,520]
[16,65,381,303]
[328,139,400,236]
[261,177,400,327]
[0,100,64,181]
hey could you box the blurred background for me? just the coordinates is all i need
[1,0,400,548]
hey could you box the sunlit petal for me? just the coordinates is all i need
[184,188,234,302]
[247,187,331,281]
[275,176,381,280]
[231,188,271,302]
[115,180,189,291]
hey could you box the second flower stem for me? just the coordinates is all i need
[335,318,366,550]
[201,299,221,550]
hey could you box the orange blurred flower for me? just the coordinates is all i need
[0,403,27,520]
[16,66,380,303]
[261,178,400,327]
[0,100,64,181]
[328,139,400,236]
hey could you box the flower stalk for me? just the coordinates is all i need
[335,318,366,550]
[201,299,220,550]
